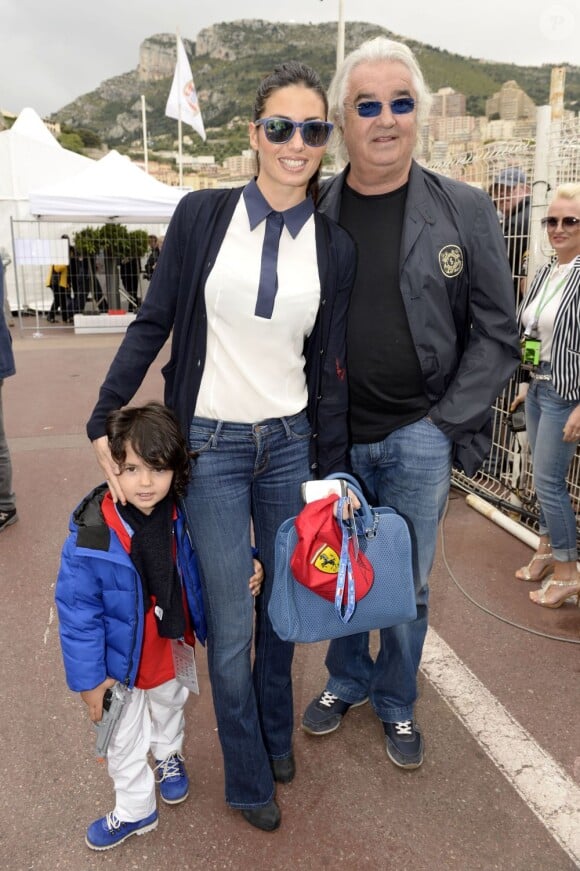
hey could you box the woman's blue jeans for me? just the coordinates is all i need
[325,417,453,722]
[525,365,579,562]
[182,411,311,808]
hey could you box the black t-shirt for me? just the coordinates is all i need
[340,182,430,443]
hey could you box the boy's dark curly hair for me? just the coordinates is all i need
[106,401,191,498]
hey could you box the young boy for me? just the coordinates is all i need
[55,401,263,851]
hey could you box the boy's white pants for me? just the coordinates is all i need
[106,678,189,821]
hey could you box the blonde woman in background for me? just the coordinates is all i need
[511,183,580,608]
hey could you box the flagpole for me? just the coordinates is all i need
[178,116,183,187]
[176,32,184,187]
[141,95,149,173]
[336,0,345,68]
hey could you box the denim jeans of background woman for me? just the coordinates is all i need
[525,362,579,562]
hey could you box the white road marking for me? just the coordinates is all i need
[43,606,54,646]
[422,628,580,866]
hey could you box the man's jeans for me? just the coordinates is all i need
[525,366,579,562]
[0,380,15,512]
[325,417,452,722]
[182,411,311,808]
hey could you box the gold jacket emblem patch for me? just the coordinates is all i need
[311,544,340,574]
[439,245,464,277]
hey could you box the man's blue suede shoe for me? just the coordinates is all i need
[383,720,424,769]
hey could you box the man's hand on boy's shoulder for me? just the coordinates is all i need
[81,677,116,723]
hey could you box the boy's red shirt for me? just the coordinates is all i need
[101,491,195,689]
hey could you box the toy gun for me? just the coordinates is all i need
[94,682,128,758]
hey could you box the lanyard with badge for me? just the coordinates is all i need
[521,270,566,366]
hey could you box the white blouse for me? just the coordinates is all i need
[194,194,321,423]
[521,261,574,363]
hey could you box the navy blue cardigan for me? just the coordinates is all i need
[87,187,356,477]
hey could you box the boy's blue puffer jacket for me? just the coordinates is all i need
[55,483,206,693]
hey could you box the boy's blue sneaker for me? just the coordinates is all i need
[85,809,158,851]
[154,751,189,804]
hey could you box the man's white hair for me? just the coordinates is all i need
[328,37,432,165]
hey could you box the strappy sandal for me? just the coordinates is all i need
[529,578,580,609]
[514,550,554,582]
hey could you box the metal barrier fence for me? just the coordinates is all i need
[8,218,169,332]
[429,114,580,541]
[8,115,580,539]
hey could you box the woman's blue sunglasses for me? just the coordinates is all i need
[255,117,334,147]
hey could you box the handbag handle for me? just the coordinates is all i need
[334,495,356,623]
[324,472,376,534]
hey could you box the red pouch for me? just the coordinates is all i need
[290,494,374,603]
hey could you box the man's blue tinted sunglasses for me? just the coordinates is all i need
[350,97,416,118]
[255,117,334,147]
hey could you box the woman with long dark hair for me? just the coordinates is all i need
[87,61,356,831]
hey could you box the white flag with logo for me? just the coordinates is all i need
[165,36,206,141]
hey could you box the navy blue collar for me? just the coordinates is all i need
[243,179,314,239]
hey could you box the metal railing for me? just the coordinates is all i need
[8,218,169,332]
[8,113,580,539]
[429,113,580,541]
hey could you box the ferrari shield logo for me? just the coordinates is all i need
[439,245,463,277]
[311,544,340,574]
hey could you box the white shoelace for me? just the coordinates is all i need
[318,691,340,709]
[393,720,413,736]
[105,811,122,832]
[154,752,184,783]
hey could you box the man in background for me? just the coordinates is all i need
[491,167,531,301]
[143,235,160,281]
[1,249,14,327]
[0,255,17,532]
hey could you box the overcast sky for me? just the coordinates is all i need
[2,0,578,117]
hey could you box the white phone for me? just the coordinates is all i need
[301,479,347,503]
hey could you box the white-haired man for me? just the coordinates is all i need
[302,37,520,768]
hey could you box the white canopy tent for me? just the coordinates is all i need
[29,149,188,222]
[23,150,189,319]
[0,108,93,308]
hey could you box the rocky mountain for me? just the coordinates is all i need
[52,19,580,159]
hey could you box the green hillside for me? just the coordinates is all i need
[53,20,579,161]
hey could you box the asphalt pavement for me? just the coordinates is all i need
[0,325,578,870]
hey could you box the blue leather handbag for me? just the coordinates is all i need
[269,473,417,643]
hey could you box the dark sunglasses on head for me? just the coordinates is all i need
[255,117,333,147]
[350,97,416,118]
[540,216,580,229]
